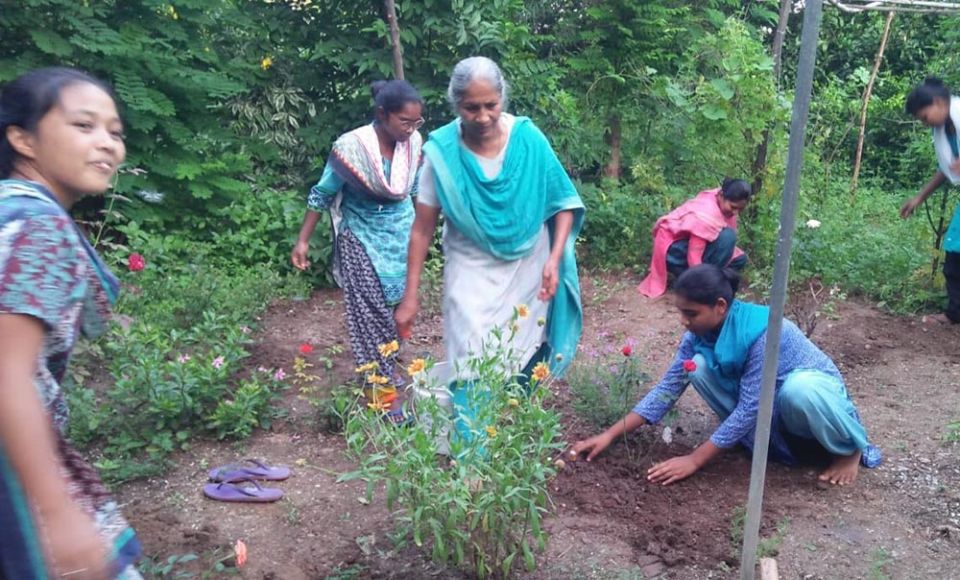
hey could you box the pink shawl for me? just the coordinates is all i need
[637,188,744,298]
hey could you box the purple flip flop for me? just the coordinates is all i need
[208,459,290,482]
[203,478,284,503]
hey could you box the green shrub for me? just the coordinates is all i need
[341,320,563,578]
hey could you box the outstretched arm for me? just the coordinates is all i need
[395,201,439,338]
[539,210,573,301]
[901,170,946,219]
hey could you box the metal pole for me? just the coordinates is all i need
[739,1,824,578]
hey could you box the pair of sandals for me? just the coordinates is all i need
[202,459,291,503]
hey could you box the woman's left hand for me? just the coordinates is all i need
[538,259,560,301]
[647,454,701,486]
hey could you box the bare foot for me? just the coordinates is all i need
[818,451,861,486]
[922,313,951,325]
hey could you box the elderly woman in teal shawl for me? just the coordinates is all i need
[573,265,881,487]
[396,57,584,444]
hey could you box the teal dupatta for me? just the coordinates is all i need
[692,300,769,399]
[423,117,585,376]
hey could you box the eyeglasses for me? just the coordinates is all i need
[398,118,425,130]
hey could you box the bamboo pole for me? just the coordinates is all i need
[851,11,895,194]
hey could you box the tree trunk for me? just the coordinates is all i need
[750,0,792,195]
[384,0,404,80]
[850,11,895,195]
[604,113,622,180]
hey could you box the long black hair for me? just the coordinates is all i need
[370,79,423,116]
[905,77,951,116]
[674,264,741,306]
[0,67,117,178]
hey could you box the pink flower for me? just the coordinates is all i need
[274,368,286,381]
[621,345,633,357]
[177,353,191,364]
[212,356,225,369]
[298,343,314,355]
[127,253,145,272]
[682,359,697,373]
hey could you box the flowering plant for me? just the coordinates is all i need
[127,252,146,272]
[342,305,562,577]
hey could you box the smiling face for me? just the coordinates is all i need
[377,101,424,143]
[8,82,125,202]
[674,294,728,337]
[914,98,950,128]
[456,79,503,141]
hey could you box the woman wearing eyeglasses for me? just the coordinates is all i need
[292,80,424,423]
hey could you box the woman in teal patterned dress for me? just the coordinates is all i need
[0,68,141,578]
[291,80,424,420]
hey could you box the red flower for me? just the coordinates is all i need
[127,253,145,272]
[682,359,697,373]
[298,343,314,355]
[621,345,633,357]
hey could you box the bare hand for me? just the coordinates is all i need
[291,240,310,271]
[394,297,419,340]
[44,505,112,579]
[571,432,614,462]
[900,196,922,219]
[538,259,560,301]
[647,454,700,486]
[950,158,960,175]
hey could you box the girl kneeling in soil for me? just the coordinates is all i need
[638,178,751,298]
[0,68,141,578]
[573,264,881,486]
[292,80,424,422]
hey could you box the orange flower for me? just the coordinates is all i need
[378,340,399,357]
[485,426,498,438]
[234,539,247,567]
[407,358,426,376]
[531,362,550,382]
[367,399,390,412]
[515,304,530,319]
[355,361,379,374]
[366,373,390,386]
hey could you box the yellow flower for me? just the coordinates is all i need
[378,340,399,357]
[407,358,426,376]
[366,373,390,386]
[355,361,379,374]
[260,56,273,70]
[367,399,389,412]
[516,304,529,319]
[485,426,498,438]
[531,362,550,382]
[508,398,519,408]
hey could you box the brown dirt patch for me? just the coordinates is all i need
[115,273,960,579]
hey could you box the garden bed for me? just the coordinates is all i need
[116,274,960,579]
